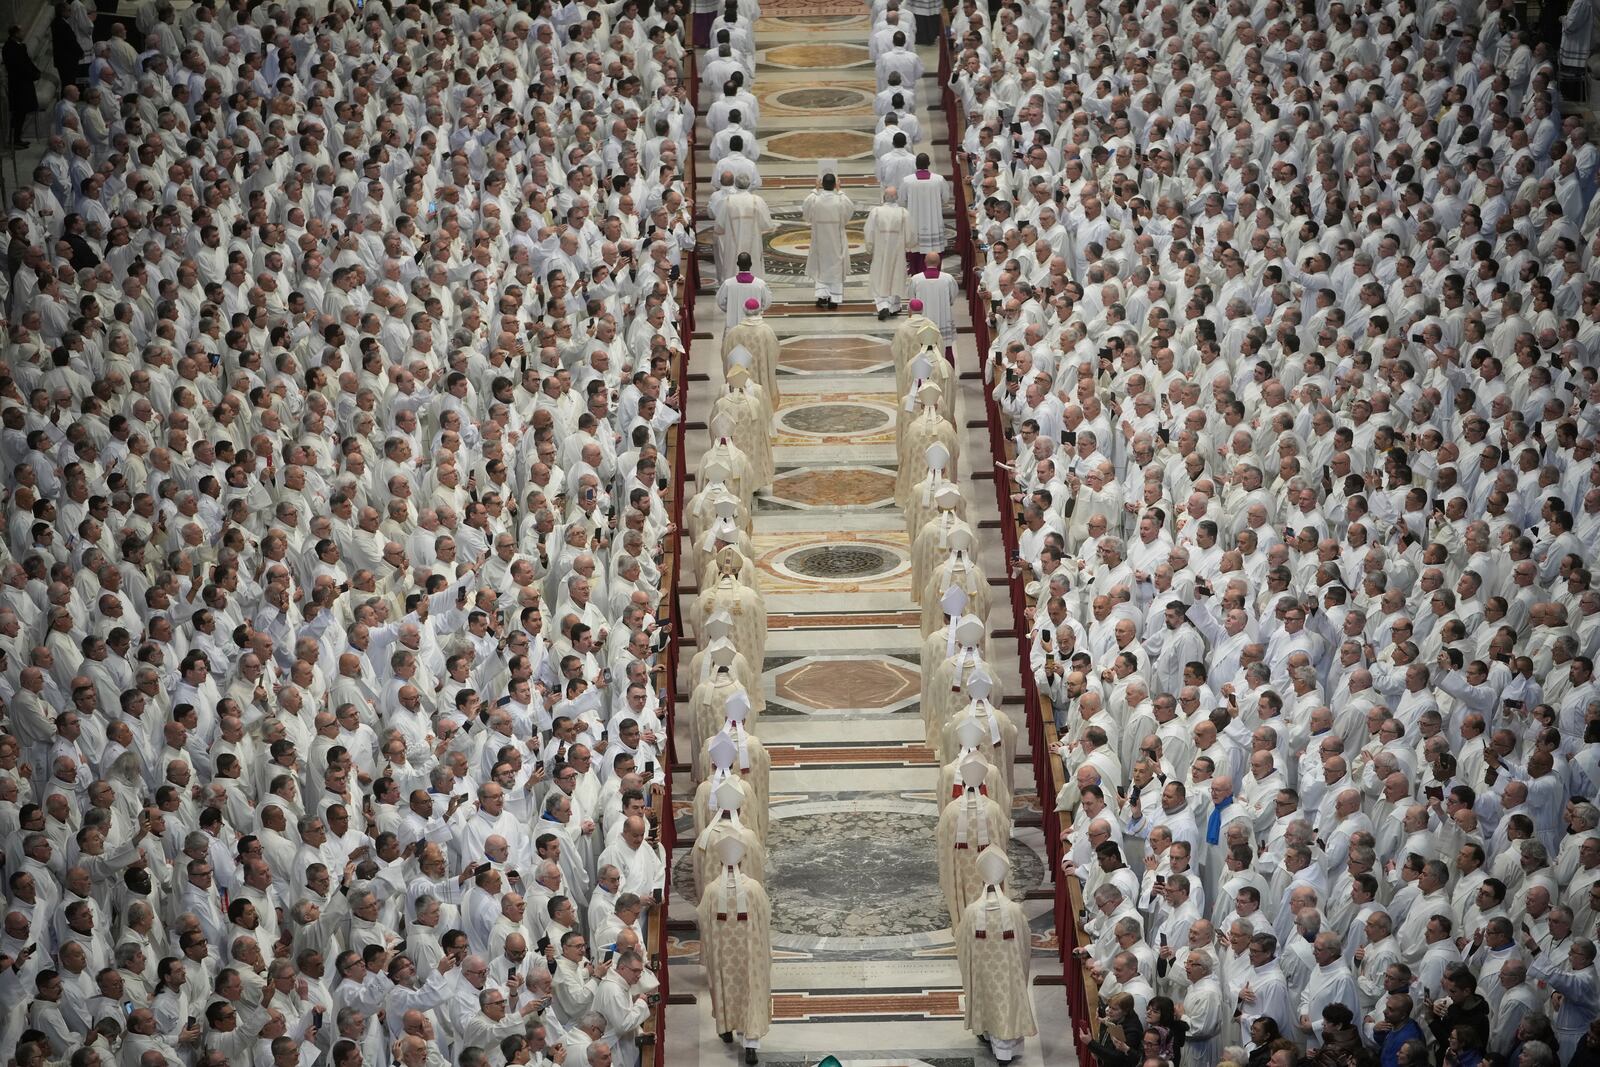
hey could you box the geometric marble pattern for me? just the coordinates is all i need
[779,335,895,374]
[767,609,923,631]
[771,990,966,1021]
[761,42,873,69]
[774,655,921,710]
[765,741,937,766]
[765,129,878,161]
[765,465,897,509]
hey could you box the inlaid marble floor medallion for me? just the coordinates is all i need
[772,654,921,712]
[764,537,910,591]
[758,80,878,118]
[765,464,897,509]
[774,398,897,444]
[779,335,894,374]
[761,42,873,69]
[764,129,878,161]
[765,801,1043,951]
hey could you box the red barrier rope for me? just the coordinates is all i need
[940,26,1087,1060]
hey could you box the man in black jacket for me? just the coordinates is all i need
[1428,965,1491,1067]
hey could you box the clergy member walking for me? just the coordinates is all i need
[957,846,1037,1065]
[901,153,950,274]
[865,187,913,319]
[801,173,855,309]
[908,252,958,361]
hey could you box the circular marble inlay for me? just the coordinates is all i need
[779,402,890,435]
[786,544,900,579]
[769,224,867,259]
[771,86,874,111]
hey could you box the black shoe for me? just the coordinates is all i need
[745,1050,758,1065]
[720,1032,734,1044]
[827,299,839,309]
[815,298,826,308]
[877,308,889,320]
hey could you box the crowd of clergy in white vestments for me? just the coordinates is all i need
[0,0,718,1063]
[929,2,1600,1067]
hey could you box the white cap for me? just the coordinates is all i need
[710,643,738,668]
[705,613,734,639]
[711,412,735,438]
[965,666,994,701]
[946,527,973,552]
[712,776,744,811]
[708,732,738,770]
[960,753,991,786]
[925,442,950,470]
[976,844,1011,886]
[940,584,969,618]
[954,614,985,647]
[724,690,751,723]
[727,344,753,369]
[703,458,730,483]
[714,496,740,518]
[955,717,988,750]
[910,353,933,380]
[715,835,746,867]
[934,484,962,509]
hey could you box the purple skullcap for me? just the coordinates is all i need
[744,298,760,310]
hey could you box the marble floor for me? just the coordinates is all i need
[668,8,1072,1067]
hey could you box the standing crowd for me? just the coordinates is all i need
[0,0,703,1064]
[938,0,1600,1066]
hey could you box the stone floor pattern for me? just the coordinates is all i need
[665,7,1072,1067]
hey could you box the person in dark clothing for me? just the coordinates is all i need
[1445,1023,1488,1067]
[2,25,40,148]
[1308,1004,1379,1067]
[1145,997,1187,1064]
[1083,993,1145,1067]
[1376,994,1428,1067]
[1429,966,1491,1067]
[59,214,100,270]
[1247,1017,1284,1067]
[1505,1019,1560,1067]
[49,3,82,89]
[1568,1021,1600,1067]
